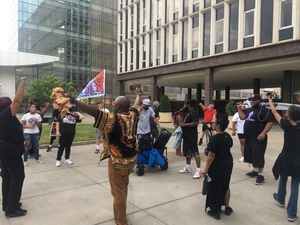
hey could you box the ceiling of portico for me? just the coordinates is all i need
[127,56,300,91]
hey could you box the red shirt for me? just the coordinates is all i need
[203,107,217,122]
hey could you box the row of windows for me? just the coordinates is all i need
[118,0,296,73]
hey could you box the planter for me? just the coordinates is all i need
[159,112,172,123]
[227,115,233,130]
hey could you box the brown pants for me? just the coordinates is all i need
[108,158,134,225]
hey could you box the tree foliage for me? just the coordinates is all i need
[159,94,172,112]
[225,100,236,116]
[27,75,77,102]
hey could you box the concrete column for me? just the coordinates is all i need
[216,90,221,100]
[225,86,230,100]
[282,70,294,103]
[151,76,158,102]
[253,78,260,94]
[188,88,192,99]
[204,68,214,106]
[117,81,124,96]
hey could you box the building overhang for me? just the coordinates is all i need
[0,50,59,66]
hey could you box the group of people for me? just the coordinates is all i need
[0,78,299,224]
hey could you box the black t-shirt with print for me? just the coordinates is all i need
[57,113,81,133]
[243,105,273,139]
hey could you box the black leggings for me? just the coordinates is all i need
[56,132,75,161]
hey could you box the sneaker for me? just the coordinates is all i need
[288,217,297,222]
[95,149,100,154]
[246,171,258,178]
[224,207,233,216]
[239,156,244,162]
[23,161,28,166]
[46,146,52,152]
[36,160,44,163]
[56,160,61,167]
[64,159,73,165]
[255,175,265,185]
[179,166,192,174]
[273,193,284,207]
[193,168,203,179]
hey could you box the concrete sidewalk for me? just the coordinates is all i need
[0,123,298,225]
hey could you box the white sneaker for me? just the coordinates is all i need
[23,161,28,166]
[36,159,44,163]
[64,159,73,165]
[56,160,61,167]
[179,166,192,174]
[193,168,203,179]
[239,156,244,162]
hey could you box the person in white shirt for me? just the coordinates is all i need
[94,100,109,154]
[21,103,43,166]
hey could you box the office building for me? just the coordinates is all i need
[117,0,300,105]
[8,0,118,107]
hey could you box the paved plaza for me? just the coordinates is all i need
[0,117,298,225]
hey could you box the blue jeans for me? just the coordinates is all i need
[277,175,300,218]
[23,133,40,161]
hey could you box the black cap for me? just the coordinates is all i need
[249,94,261,101]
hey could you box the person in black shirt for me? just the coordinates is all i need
[47,109,61,152]
[237,94,273,185]
[55,109,84,167]
[0,77,27,217]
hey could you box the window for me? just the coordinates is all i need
[130,41,133,70]
[192,16,199,58]
[173,24,178,62]
[279,0,293,40]
[182,20,188,60]
[183,0,189,17]
[156,30,161,65]
[157,0,161,26]
[204,0,211,8]
[142,36,146,68]
[173,0,179,20]
[243,0,255,48]
[260,0,273,44]
[229,2,239,51]
[193,0,199,12]
[164,27,169,64]
[136,38,140,69]
[149,33,153,66]
[203,12,211,56]
[130,7,134,37]
[143,0,146,32]
[119,44,123,72]
[215,7,224,53]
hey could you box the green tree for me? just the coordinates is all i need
[159,94,172,112]
[225,100,236,116]
[27,75,77,102]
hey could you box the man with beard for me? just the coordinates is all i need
[236,94,273,185]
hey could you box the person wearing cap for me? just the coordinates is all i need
[94,100,109,154]
[150,100,160,140]
[137,98,162,143]
[0,77,28,217]
[198,102,217,145]
[236,94,273,186]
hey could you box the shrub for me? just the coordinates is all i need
[225,100,236,116]
[159,95,172,112]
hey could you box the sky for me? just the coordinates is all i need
[0,1,10,50]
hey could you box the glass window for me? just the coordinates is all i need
[156,30,161,65]
[157,0,161,26]
[245,0,255,11]
[215,7,224,53]
[192,16,199,58]
[280,0,292,28]
[216,0,224,3]
[244,11,254,36]
[203,12,211,56]
[183,0,189,17]
[164,27,169,64]
[229,2,239,51]
[260,0,273,44]
[193,0,199,12]
[204,0,211,8]
[173,24,178,62]
[182,20,188,60]
[173,0,179,20]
